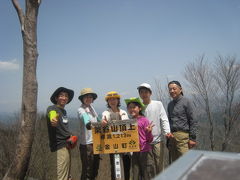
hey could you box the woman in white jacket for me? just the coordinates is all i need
[78,88,100,180]
[102,91,131,180]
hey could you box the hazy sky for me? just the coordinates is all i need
[1,0,240,116]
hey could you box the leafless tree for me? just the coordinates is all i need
[228,102,240,151]
[3,0,41,179]
[184,55,216,150]
[214,55,240,151]
[184,55,240,151]
[154,78,171,107]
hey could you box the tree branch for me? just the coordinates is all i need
[11,0,25,32]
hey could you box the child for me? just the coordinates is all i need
[77,88,100,180]
[125,97,155,180]
[102,91,131,180]
[137,83,171,174]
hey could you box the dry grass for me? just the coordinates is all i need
[70,148,111,180]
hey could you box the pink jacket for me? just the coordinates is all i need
[137,116,153,152]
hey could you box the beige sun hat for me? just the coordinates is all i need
[78,88,97,101]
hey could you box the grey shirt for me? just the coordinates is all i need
[46,105,71,152]
[167,95,197,141]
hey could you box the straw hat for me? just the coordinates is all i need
[105,91,121,101]
[78,88,97,101]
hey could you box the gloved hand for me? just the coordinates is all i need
[67,135,78,149]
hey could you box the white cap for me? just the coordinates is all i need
[137,83,152,92]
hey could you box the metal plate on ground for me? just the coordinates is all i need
[155,150,240,180]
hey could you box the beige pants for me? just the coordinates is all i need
[57,147,70,180]
[169,131,189,164]
[151,141,164,176]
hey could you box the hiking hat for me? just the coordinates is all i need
[78,88,97,101]
[50,87,74,104]
[124,97,145,109]
[137,83,152,93]
[105,91,121,101]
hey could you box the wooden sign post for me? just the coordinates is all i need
[91,119,140,180]
[92,119,140,154]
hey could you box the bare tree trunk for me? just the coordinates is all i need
[205,97,215,150]
[3,0,41,179]
[154,78,171,107]
[184,55,216,150]
[214,55,240,151]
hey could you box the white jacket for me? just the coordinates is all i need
[144,100,170,143]
[102,108,129,122]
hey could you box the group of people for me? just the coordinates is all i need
[46,81,197,180]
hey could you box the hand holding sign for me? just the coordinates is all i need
[101,115,108,126]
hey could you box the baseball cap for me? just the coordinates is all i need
[137,83,152,93]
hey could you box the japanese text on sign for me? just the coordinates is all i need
[92,119,140,154]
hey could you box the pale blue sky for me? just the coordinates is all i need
[1,0,240,116]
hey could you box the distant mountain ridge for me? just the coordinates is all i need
[0,112,19,125]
